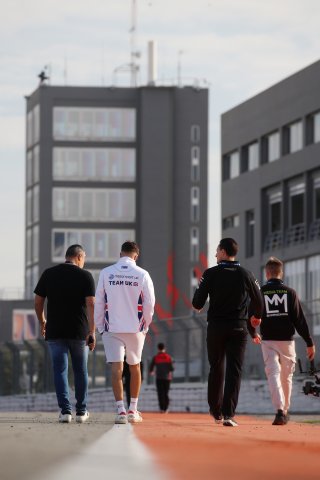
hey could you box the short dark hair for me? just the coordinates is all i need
[265,256,283,277]
[65,244,84,258]
[158,342,165,350]
[218,238,239,257]
[121,241,140,255]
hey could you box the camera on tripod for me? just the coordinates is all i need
[298,359,320,397]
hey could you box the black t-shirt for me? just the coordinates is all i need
[34,263,95,340]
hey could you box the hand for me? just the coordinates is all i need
[307,345,315,361]
[251,316,261,328]
[193,307,202,313]
[252,334,261,345]
[149,371,155,376]
[40,320,46,338]
[86,333,96,351]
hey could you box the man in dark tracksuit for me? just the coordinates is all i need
[192,238,263,427]
[149,343,174,412]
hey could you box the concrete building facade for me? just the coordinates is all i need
[221,60,320,357]
[20,84,208,341]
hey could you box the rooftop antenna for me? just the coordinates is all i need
[130,0,140,86]
[177,50,184,87]
[63,52,68,85]
[101,42,105,86]
[112,0,140,87]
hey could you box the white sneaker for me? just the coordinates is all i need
[127,410,143,423]
[115,412,128,424]
[76,411,90,423]
[223,417,238,427]
[59,412,72,423]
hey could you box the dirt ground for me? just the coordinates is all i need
[134,413,320,480]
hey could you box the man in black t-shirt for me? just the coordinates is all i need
[34,244,95,424]
[192,238,263,427]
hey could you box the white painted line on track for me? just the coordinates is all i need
[36,422,165,480]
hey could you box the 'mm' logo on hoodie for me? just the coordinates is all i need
[264,293,288,316]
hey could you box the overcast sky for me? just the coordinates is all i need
[0,0,320,292]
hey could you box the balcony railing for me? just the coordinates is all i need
[309,220,320,241]
[285,224,305,246]
[264,231,282,251]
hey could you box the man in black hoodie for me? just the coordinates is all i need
[192,238,263,427]
[251,256,315,426]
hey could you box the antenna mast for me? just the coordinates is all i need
[130,0,139,86]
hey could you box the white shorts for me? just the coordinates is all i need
[102,332,146,365]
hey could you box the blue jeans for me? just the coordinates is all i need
[47,340,89,415]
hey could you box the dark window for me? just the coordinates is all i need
[222,155,230,181]
[241,146,248,173]
[222,214,239,230]
[315,188,320,220]
[270,202,281,232]
[290,193,304,225]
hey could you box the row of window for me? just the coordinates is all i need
[53,147,136,182]
[53,107,136,142]
[31,107,200,145]
[280,255,320,303]
[52,188,135,222]
[52,229,135,262]
[223,110,320,180]
[190,125,201,263]
[223,169,320,257]
[264,171,320,250]
[25,228,136,297]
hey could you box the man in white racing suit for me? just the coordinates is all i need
[95,241,155,424]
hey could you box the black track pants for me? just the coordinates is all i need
[207,323,247,418]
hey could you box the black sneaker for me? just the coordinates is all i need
[210,410,223,424]
[272,409,286,425]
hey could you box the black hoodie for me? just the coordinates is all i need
[259,278,313,346]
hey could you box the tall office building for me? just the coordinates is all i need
[25,84,208,325]
[221,59,320,353]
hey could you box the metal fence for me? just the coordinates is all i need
[0,314,208,396]
[1,306,319,397]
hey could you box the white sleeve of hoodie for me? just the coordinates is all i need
[94,271,106,334]
[142,272,155,329]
